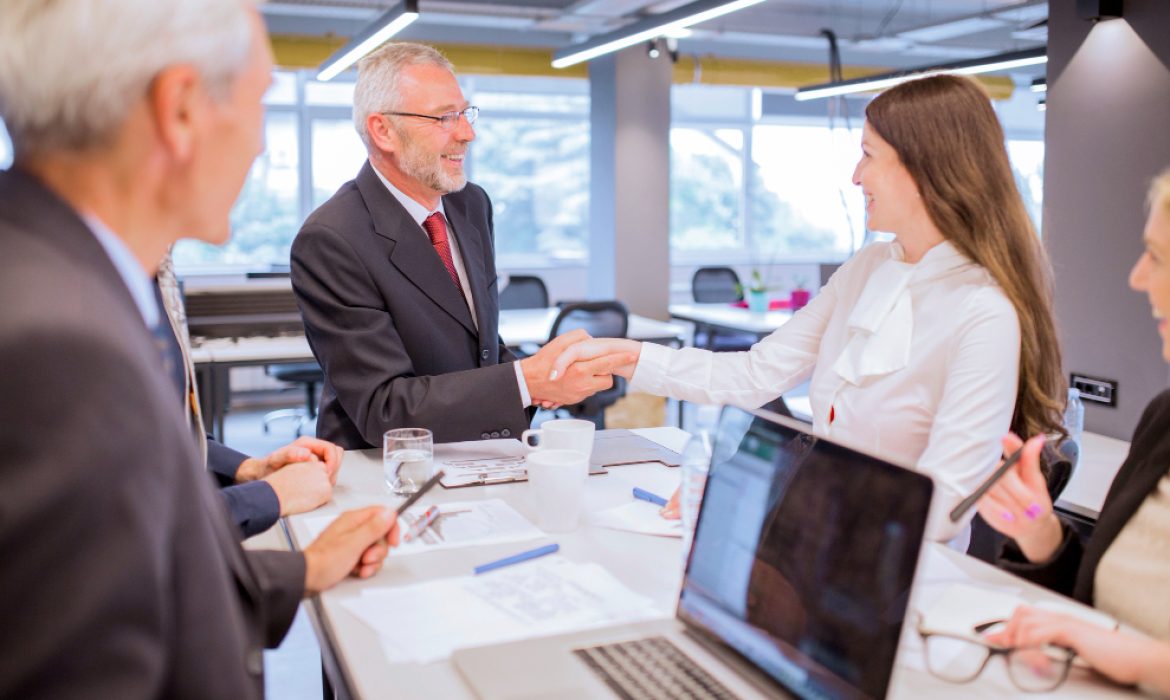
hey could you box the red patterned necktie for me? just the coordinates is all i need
[422,212,464,296]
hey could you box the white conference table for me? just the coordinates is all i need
[669,302,793,339]
[190,309,687,440]
[284,428,1138,700]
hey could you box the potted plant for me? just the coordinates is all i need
[744,270,769,312]
[789,277,811,310]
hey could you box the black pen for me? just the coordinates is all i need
[948,446,1025,523]
[395,470,447,515]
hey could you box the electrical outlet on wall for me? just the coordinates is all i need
[1070,374,1118,407]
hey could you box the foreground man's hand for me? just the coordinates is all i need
[303,506,400,595]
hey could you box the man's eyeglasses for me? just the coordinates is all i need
[382,106,479,129]
[915,615,1076,692]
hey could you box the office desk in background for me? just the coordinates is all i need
[669,302,793,340]
[284,428,1138,700]
[192,310,687,441]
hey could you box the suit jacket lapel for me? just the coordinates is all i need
[443,191,492,349]
[355,163,477,337]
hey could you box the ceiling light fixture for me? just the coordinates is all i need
[1030,78,1047,93]
[551,0,766,69]
[794,47,1046,101]
[316,0,419,82]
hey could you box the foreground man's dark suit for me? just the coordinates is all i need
[292,162,531,449]
[0,169,303,699]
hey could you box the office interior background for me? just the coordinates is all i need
[2,0,1166,438]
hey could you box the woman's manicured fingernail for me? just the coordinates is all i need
[1025,503,1042,520]
[1001,510,1015,522]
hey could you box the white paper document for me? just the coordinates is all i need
[592,501,682,538]
[341,556,664,664]
[435,439,529,487]
[300,499,543,555]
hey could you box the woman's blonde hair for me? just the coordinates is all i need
[865,74,1066,440]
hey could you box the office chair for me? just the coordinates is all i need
[499,274,549,310]
[548,301,629,428]
[262,361,324,437]
[965,442,1076,564]
[690,267,755,352]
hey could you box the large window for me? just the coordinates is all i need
[172,71,589,272]
[671,84,1046,265]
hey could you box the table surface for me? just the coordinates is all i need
[669,303,793,336]
[1056,431,1131,519]
[285,428,1137,700]
[191,308,685,365]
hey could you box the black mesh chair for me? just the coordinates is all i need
[691,266,742,303]
[691,267,755,352]
[262,361,324,437]
[548,301,629,428]
[499,275,549,310]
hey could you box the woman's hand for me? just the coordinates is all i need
[975,433,1063,563]
[660,487,680,520]
[549,337,642,382]
[987,606,1170,693]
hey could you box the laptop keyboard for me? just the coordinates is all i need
[573,636,742,700]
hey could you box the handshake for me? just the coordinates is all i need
[519,329,643,409]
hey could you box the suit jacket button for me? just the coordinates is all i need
[481,432,490,440]
[490,431,500,439]
[247,649,263,675]
[481,348,490,360]
[501,429,511,438]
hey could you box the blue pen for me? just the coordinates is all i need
[473,543,559,575]
[632,487,668,507]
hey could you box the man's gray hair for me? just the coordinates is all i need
[0,0,258,157]
[353,42,454,150]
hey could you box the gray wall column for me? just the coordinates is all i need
[588,47,672,319]
[1045,1,1170,438]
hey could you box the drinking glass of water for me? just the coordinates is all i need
[383,428,434,495]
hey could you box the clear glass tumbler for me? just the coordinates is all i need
[383,428,434,495]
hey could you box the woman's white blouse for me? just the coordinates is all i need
[631,240,1021,543]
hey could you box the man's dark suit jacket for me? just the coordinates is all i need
[999,389,1170,604]
[0,169,303,698]
[291,161,532,449]
[154,280,280,537]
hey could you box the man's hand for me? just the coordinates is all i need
[265,460,333,516]
[303,506,400,595]
[522,330,639,407]
[236,436,344,485]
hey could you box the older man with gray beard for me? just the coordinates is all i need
[291,42,628,450]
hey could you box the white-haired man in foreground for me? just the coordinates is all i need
[0,2,398,697]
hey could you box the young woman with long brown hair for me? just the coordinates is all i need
[552,74,1067,548]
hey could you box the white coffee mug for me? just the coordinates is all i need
[521,419,595,457]
[525,449,589,533]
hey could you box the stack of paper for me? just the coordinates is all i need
[592,501,682,538]
[300,499,544,555]
[340,556,664,665]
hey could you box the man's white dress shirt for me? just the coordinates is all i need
[632,240,1021,546]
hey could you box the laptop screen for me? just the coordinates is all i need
[678,408,933,700]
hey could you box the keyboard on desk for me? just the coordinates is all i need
[574,636,741,700]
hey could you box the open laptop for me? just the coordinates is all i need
[453,407,934,700]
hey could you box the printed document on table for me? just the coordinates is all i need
[300,499,543,555]
[435,439,529,487]
[592,501,682,538]
[341,556,665,665]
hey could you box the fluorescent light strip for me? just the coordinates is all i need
[552,0,765,69]
[1031,80,1048,93]
[316,1,419,82]
[794,47,1046,101]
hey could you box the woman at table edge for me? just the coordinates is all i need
[976,169,1170,696]
[551,74,1067,546]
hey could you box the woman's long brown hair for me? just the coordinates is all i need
[865,75,1066,440]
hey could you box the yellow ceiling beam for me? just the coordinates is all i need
[270,36,1014,99]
